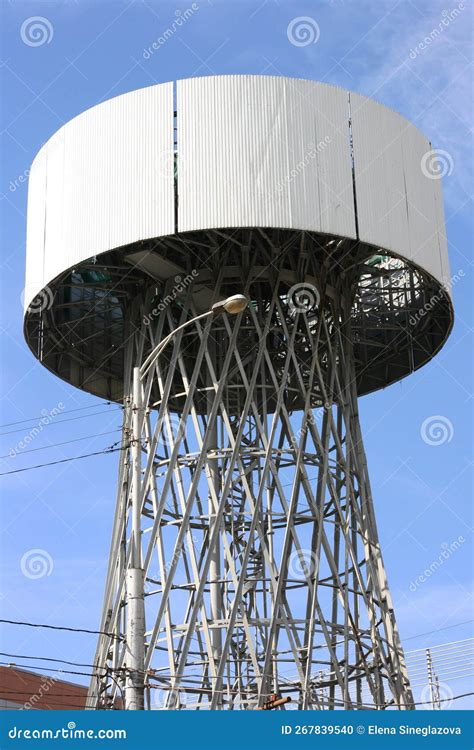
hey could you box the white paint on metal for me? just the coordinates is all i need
[24,149,47,306]
[24,83,174,310]
[25,76,452,312]
[177,75,356,237]
[432,175,451,290]
[350,92,448,288]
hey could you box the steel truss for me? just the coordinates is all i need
[88,235,414,710]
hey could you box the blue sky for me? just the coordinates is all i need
[0,0,472,708]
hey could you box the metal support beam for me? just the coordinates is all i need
[87,237,414,711]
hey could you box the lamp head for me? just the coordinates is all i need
[212,294,248,315]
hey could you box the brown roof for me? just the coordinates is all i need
[0,666,88,710]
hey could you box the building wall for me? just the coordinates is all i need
[0,666,88,710]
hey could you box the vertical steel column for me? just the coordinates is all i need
[207,337,223,690]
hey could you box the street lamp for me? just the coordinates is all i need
[125,293,247,709]
[140,294,248,379]
[211,293,248,315]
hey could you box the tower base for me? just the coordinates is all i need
[88,234,414,710]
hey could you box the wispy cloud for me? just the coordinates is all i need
[350,0,472,207]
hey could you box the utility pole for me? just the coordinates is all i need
[426,648,441,710]
[125,366,145,710]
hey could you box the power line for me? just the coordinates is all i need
[0,443,128,476]
[0,620,470,662]
[0,692,101,710]
[0,429,121,460]
[0,651,111,671]
[404,619,474,645]
[0,688,113,710]
[0,402,116,429]
[1,654,472,708]
[0,618,122,640]
[145,681,474,708]
[3,687,470,710]
[0,408,123,437]
[0,688,91,700]
[405,693,474,708]
[408,649,474,674]
[411,674,474,689]
[0,661,103,679]
[406,636,474,656]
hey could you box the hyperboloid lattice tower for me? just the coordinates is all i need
[24,76,453,710]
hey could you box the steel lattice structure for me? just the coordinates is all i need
[23,77,453,711]
[84,231,443,710]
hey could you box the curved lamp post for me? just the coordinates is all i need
[126,293,248,709]
[140,294,248,379]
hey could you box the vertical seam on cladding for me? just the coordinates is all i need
[347,92,360,241]
[174,80,178,235]
[283,80,292,227]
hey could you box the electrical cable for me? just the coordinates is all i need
[0,402,116,429]
[0,408,123,437]
[0,651,116,670]
[408,648,474,663]
[404,620,474,644]
[0,694,103,710]
[408,659,474,675]
[406,636,474,656]
[0,618,122,640]
[144,681,474,708]
[0,443,128,476]
[0,429,121,460]
[0,662,105,679]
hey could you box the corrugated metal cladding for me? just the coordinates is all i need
[349,92,449,289]
[177,76,356,238]
[24,83,174,309]
[25,75,451,311]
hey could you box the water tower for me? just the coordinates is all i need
[24,76,453,710]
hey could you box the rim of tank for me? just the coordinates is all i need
[23,227,454,406]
